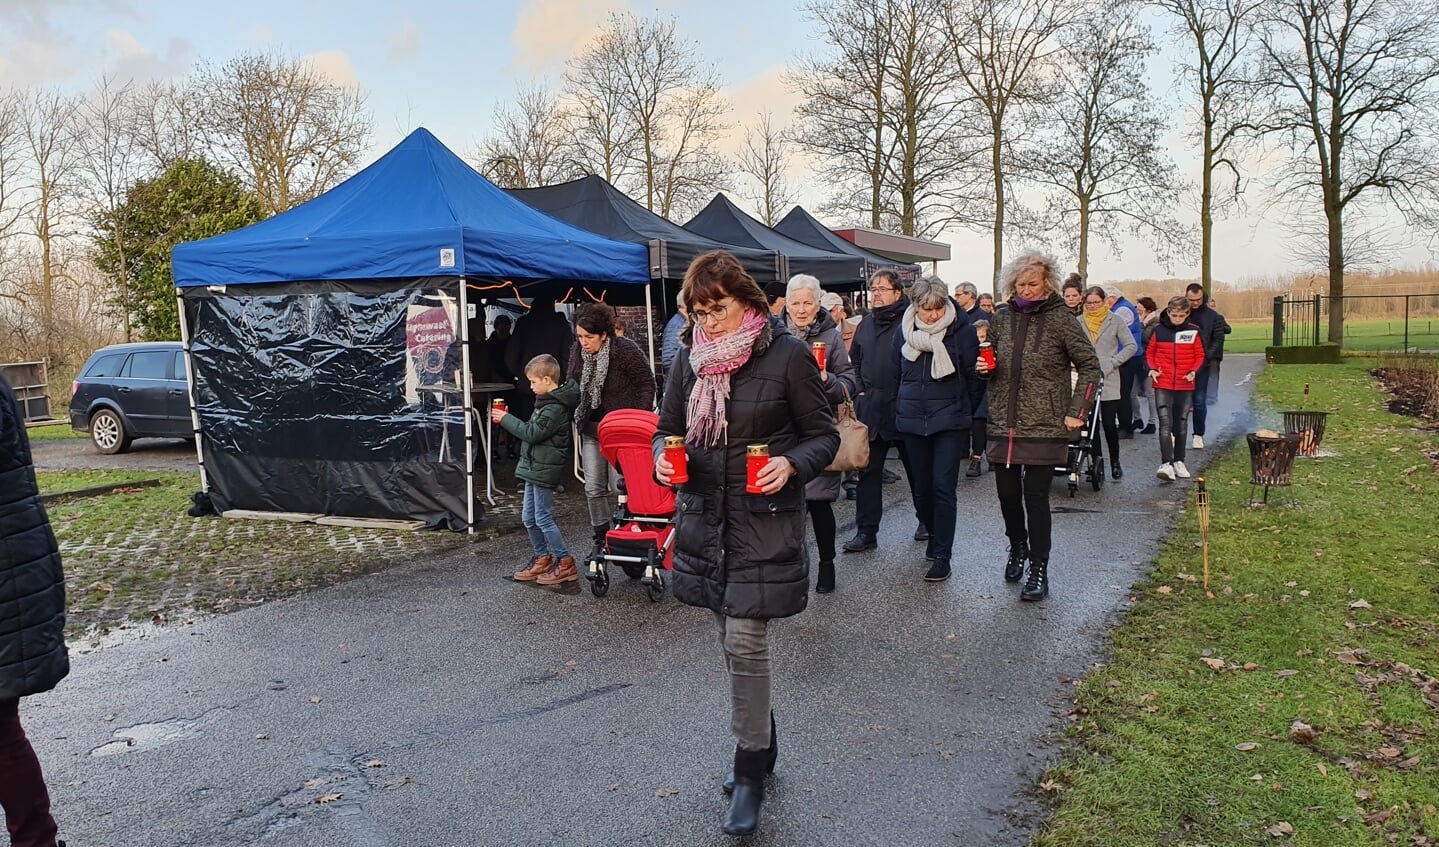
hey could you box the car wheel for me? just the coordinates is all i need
[90,409,132,454]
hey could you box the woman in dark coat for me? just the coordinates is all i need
[1,373,68,847]
[785,273,857,594]
[977,250,1102,601]
[567,302,657,561]
[654,251,839,836]
[892,275,981,583]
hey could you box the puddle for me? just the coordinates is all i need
[90,718,199,757]
[69,609,211,655]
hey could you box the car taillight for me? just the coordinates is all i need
[71,380,79,397]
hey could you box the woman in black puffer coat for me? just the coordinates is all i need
[1,372,67,847]
[654,251,838,837]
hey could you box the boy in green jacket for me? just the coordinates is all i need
[493,354,582,585]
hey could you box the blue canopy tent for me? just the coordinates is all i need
[171,128,651,531]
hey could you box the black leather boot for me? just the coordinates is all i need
[1004,542,1028,583]
[816,560,835,593]
[722,746,769,835]
[1021,558,1049,601]
[723,713,776,794]
[590,523,609,557]
[1111,459,1123,480]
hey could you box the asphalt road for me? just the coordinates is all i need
[29,433,201,473]
[23,355,1264,847]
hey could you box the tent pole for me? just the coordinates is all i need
[459,280,476,534]
[174,288,209,495]
[644,284,657,375]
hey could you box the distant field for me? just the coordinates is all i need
[1226,316,1439,353]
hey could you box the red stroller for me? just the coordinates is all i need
[585,409,677,601]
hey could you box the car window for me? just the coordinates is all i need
[171,351,186,381]
[123,351,172,380]
[84,353,125,378]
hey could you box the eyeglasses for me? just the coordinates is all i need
[868,286,897,294]
[691,300,734,324]
[1084,299,1104,307]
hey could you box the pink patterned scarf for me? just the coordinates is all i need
[685,308,770,448]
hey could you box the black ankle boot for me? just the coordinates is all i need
[722,746,769,835]
[724,713,777,794]
[816,560,835,593]
[1021,558,1049,601]
[1111,459,1123,480]
[590,524,609,556]
[1004,542,1027,583]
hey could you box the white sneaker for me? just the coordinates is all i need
[1156,463,1176,481]
[1173,461,1191,479]
[1192,434,1204,449]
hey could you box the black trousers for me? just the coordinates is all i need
[854,437,921,537]
[1191,366,1212,436]
[994,464,1055,561]
[1091,399,1124,465]
[806,499,836,564]
[1119,357,1145,429]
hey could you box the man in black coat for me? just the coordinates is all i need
[1185,283,1227,448]
[504,296,575,422]
[843,270,925,552]
[1,372,67,847]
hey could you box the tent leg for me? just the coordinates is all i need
[644,284,657,380]
[459,281,476,534]
[174,289,209,495]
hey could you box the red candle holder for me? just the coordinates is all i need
[664,436,688,484]
[812,341,827,370]
[745,444,769,494]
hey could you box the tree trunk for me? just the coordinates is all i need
[1326,204,1344,345]
[1077,195,1090,279]
[991,124,1004,285]
[1200,103,1214,295]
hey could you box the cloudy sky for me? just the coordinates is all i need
[2,0,1431,288]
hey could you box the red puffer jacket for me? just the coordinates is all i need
[1145,313,1206,391]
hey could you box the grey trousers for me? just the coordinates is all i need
[579,432,618,527]
[713,613,773,751]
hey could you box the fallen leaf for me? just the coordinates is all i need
[607,783,620,792]
[383,777,412,789]
[1317,763,1327,776]
[362,760,385,769]
[1237,742,1259,751]
[1266,821,1294,837]
[1284,581,1298,587]
[1275,669,1300,678]
[1398,756,1421,769]
[1349,599,1372,609]
[314,793,343,804]
[1039,779,1061,793]
[309,696,323,704]
[655,787,678,798]
[1243,663,1260,671]
[1364,809,1394,825]
[1378,746,1402,758]
[1202,657,1226,670]
[1290,721,1316,742]
[303,778,327,789]
[1354,788,1373,801]
[1250,773,1265,781]
[1156,585,1174,594]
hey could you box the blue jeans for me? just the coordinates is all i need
[522,482,569,559]
[902,430,964,565]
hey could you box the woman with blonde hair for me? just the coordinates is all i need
[975,251,1102,601]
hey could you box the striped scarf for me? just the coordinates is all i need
[575,335,611,431]
[685,309,769,448]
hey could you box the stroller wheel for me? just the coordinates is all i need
[587,558,610,597]
[645,571,665,603]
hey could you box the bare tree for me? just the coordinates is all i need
[0,90,25,310]
[195,51,372,215]
[1252,0,1439,345]
[943,0,1083,282]
[1022,9,1188,276]
[77,75,147,341]
[477,82,586,189]
[789,0,976,237]
[20,88,83,363]
[1154,0,1261,294]
[735,112,796,226]
[127,79,205,169]
[566,13,731,218]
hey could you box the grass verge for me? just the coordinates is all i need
[1225,319,1439,354]
[37,471,468,638]
[1035,360,1439,847]
[25,422,85,440]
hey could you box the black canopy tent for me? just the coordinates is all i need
[508,176,786,291]
[683,194,869,292]
[774,206,921,284]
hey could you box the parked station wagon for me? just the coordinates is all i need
[69,341,192,454]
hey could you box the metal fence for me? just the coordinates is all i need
[1271,293,1439,353]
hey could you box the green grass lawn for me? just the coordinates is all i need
[25,421,85,440]
[1227,318,1439,354]
[1035,360,1439,846]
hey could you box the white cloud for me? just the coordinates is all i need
[387,20,421,62]
[509,0,631,71]
[102,31,194,83]
[305,49,361,89]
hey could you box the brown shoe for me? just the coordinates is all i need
[514,555,554,582]
[536,556,578,585]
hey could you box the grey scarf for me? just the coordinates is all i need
[575,336,611,430]
[901,302,957,379]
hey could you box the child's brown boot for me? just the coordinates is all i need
[514,555,553,582]
[536,556,578,585]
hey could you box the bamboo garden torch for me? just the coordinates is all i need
[1196,476,1213,598]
